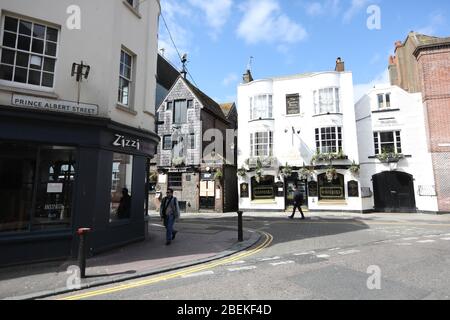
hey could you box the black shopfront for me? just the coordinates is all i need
[0,107,158,266]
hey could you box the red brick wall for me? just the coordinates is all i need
[417,46,450,211]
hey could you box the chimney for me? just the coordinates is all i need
[335,57,345,72]
[243,69,253,83]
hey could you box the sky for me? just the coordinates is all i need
[158,0,450,104]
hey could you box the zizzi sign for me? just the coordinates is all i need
[12,94,98,116]
[113,134,140,150]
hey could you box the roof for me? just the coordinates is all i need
[157,54,181,90]
[182,78,229,123]
[399,32,450,56]
[219,103,235,117]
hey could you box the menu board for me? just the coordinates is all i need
[286,94,300,115]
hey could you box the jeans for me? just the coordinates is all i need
[291,203,305,219]
[164,214,176,242]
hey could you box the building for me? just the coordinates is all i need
[356,84,438,213]
[0,0,161,266]
[237,59,365,213]
[151,74,238,213]
[389,32,450,212]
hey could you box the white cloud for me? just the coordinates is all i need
[353,70,389,103]
[237,0,308,45]
[304,0,341,17]
[417,13,446,36]
[343,0,370,24]
[188,0,233,39]
[222,73,239,86]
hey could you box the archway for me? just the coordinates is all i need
[372,171,416,212]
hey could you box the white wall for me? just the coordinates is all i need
[356,84,438,212]
[0,0,160,132]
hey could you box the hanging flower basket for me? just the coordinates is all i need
[237,167,247,178]
[172,156,185,167]
[326,167,337,182]
[349,161,360,176]
[280,163,293,177]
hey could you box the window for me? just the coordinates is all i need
[168,173,182,189]
[251,176,275,200]
[0,142,75,233]
[187,100,194,109]
[166,101,173,111]
[286,94,300,115]
[250,132,273,157]
[315,127,343,154]
[118,49,133,106]
[173,100,187,124]
[377,93,391,109]
[188,134,196,150]
[250,95,273,120]
[374,131,402,154]
[110,153,133,221]
[163,136,172,150]
[314,88,340,115]
[125,0,139,10]
[0,16,58,88]
[318,173,345,200]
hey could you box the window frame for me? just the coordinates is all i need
[373,131,402,154]
[173,99,188,124]
[168,173,183,190]
[118,47,135,108]
[315,127,343,154]
[0,14,59,91]
[313,87,341,115]
[163,135,172,150]
[250,131,273,158]
[250,94,273,121]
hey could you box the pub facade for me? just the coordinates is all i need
[237,59,365,213]
[0,0,161,266]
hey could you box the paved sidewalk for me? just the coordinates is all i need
[0,217,260,300]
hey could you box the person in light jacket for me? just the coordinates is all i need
[159,188,180,245]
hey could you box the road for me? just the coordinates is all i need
[51,213,450,300]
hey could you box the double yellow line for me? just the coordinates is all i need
[58,231,273,300]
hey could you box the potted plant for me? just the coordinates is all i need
[349,161,360,176]
[376,150,405,163]
[280,163,293,177]
[172,156,185,167]
[237,166,247,179]
[326,167,337,182]
[300,163,314,180]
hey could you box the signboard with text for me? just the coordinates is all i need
[286,94,300,115]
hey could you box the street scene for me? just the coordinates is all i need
[0,0,450,303]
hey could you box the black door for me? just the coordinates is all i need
[373,172,416,212]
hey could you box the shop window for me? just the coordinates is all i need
[110,153,133,221]
[0,142,75,233]
[318,173,345,200]
[251,176,275,200]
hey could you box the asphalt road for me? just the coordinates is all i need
[51,214,450,300]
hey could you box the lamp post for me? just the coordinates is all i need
[71,61,91,104]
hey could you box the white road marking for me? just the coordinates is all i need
[228,266,257,272]
[424,235,440,238]
[338,250,360,255]
[258,256,281,262]
[270,261,295,266]
[294,251,316,256]
[226,260,247,266]
[395,243,413,246]
[316,254,330,259]
[417,240,436,243]
[440,238,450,241]
[328,248,341,251]
[401,237,419,241]
[181,271,215,278]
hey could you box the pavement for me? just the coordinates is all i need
[0,215,260,300]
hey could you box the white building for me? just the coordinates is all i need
[0,0,161,266]
[355,84,438,213]
[237,61,365,213]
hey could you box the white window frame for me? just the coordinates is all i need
[313,87,341,115]
[250,131,273,157]
[374,131,402,154]
[0,14,59,92]
[250,94,273,121]
[118,48,134,107]
[377,93,391,109]
[315,127,343,154]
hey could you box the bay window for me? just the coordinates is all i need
[314,88,340,115]
[250,132,273,157]
[250,94,273,120]
[315,127,343,154]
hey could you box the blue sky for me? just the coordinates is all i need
[158,0,449,104]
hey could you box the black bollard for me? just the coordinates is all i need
[77,228,91,279]
[237,211,243,242]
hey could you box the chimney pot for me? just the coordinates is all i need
[335,57,345,72]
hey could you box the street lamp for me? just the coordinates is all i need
[71,61,91,103]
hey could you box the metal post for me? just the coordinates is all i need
[77,228,91,279]
[237,211,243,242]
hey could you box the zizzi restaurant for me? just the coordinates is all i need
[0,98,158,266]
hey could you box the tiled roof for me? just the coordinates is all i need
[157,54,180,90]
[219,103,235,117]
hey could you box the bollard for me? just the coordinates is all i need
[237,211,243,242]
[77,228,91,279]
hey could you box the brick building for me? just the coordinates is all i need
[389,32,450,212]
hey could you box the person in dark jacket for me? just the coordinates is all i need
[289,185,305,220]
[117,188,131,219]
[160,188,180,245]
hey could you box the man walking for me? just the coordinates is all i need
[160,188,180,245]
[289,185,305,220]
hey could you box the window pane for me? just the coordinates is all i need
[14,67,27,83]
[31,39,44,54]
[110,154,133,221]
[28,69,41,85]
[46,27,58,42]
[45,41,57,56]
[4,17,18,32]
[3,32,17,48]
[33,24,46,39]
[0,142,37,233]
[30,55,42,69]
[17,35,31,51]
[0,64,13,81]
[1,49,15,65]
[33,146,76,231]
[43,58,55,72]
[380,132,394,143]
[19,21,32,35]
[42,72,54,87]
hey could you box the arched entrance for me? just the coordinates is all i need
[372,171,416,212]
